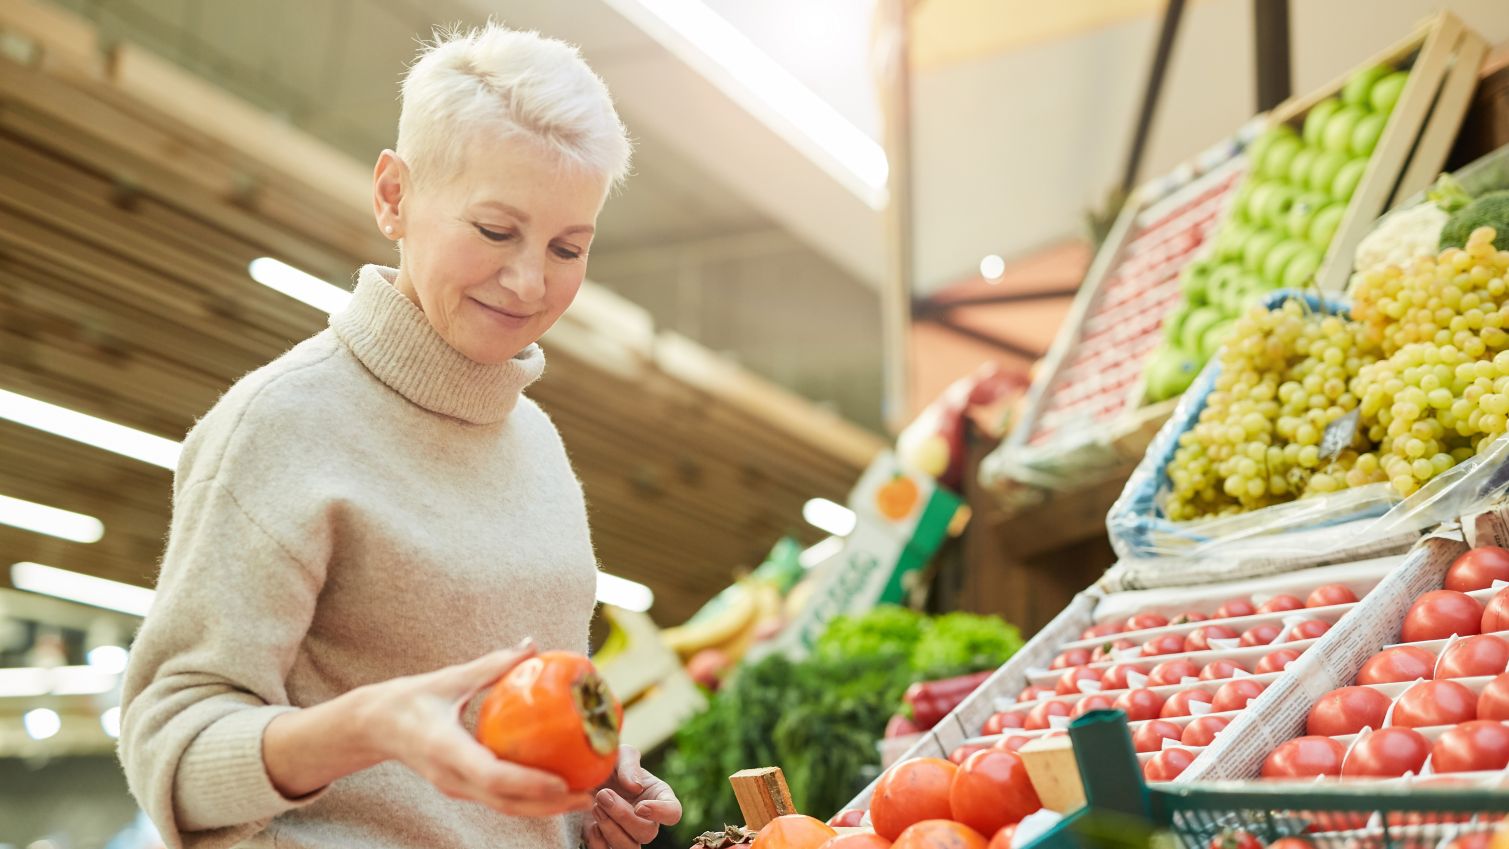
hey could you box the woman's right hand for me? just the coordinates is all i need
[324,639,587,817]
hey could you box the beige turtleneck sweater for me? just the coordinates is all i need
[118,265,599,849]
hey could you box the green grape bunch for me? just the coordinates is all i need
[1165,225,1509,519]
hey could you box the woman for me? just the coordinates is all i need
[118,23,680,849]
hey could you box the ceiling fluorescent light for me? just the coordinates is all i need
[596,571,654,613]
[606,0,889,208]
[0,389,180,469]
[248,258,352,315]
[11,562,155,617]
[798,536,845,569]
[23,708,61,740]
[0,493,104,543]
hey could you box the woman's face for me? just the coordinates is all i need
[374,137,608,364]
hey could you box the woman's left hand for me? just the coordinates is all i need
[582,746,682,849]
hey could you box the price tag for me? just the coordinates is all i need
[1320,408,1361,461]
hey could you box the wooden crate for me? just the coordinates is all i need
[1274,10,1488,293]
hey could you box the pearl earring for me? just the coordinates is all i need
[384,225,394,235]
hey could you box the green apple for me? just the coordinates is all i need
[1304,99,1342,147]
[1216,222,1252,261]
[1180,260,1212,306]
[1262,135,1303,180]
[1323,106,1367,153]
[1247,182,1279,223]
[1343,64,1392,107]
[1234,271,1267,313]
[1164,302,1195,346]
[1262,239,1308,285]
[1248,125,1298,170]
[1146,346,1200,401]
[1229,180,1256,223]
[1283,245,1325,288]
[1206,264,1243,309]
[1285,191,1329,240]
[1308,150,1349,194]
[1288,148,1318,188]
[1332,157,1369,202]
[1201,319,1236,360]
[1351,112,1387,157]
[1370,70,1409,114]
[1181,305,1225,355]
[1242,229,1283,273]
[1259,184,1298,228]
[1309,203,1346,249]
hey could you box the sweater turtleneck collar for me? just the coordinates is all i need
[330,265,544,424]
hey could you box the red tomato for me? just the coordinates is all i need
[1215,598,1257,619]
[994,735,1031,753]
[1305,584,1359,607]
[1259,595,1305,614]
[950,743,989,765]
[1143,747,1196,781]
[1056,666,1102,696]
[1479,672,1509,720]
[988,825,1016,849]
[1070,694,1117,719]
[1049,648,1092,670]
[1240,624,1282,647]
[1484,588,1509,633]
[948,749,1041,836]
[1181,715,1230,746]
[1307,686,1391,736]
[1391,679,1477,727]
[1356,645,1436,685]
[1024,699,1071,731]
[1100,663,1145,691]
[1142,634,1187,657]
[1091,639,1136,663]
[1132,719,1183,753]
[1126,613,1170,631]
[1445,546,1509,592]
[1342,727,1431,777]
[1199,659,1247,681]
[1268,839,1317,849]
[1149,659,1202,687]
[1184,625,1237,652]
[1261,736,1346,778]
[1170,611,1209,625]
[1113,688,1165,721]
[1430,720,1509,772]
[1207,830,1261,849]
[1437,634,1509,678]
[1256,648,1303,674]
[982,711,1026,734]
[1017,685,1052,703]
[1160,690,1214,718]
[1402,590,1485,642]
[1211,679,1267,712]
[1080,620,1125,640]
[870,759,957,841]
[1288,620,1331,641]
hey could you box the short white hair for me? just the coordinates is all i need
[397,23,632,189]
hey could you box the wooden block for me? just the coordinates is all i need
[729,767,797,830]
[1018,735,1086,814]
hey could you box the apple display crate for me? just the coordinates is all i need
[1254,10,1486,295]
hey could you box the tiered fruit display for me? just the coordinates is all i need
[1149,64,1411,403]
[1256,546,1509,784]
[1164,225,1509,520]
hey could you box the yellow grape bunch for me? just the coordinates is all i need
[1166,226,1509,520]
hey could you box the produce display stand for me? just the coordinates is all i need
[1032,711,1509,849]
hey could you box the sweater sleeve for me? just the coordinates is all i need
[119,476,331,849]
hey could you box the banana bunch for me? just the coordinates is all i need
[659,578,782,664]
